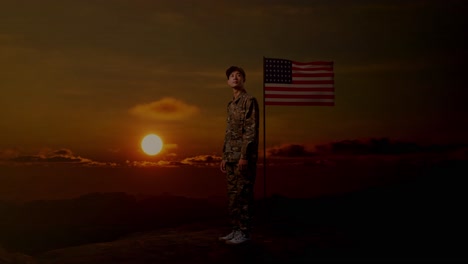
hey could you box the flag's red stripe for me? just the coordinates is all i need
[292,73,334,77]
[265,101,335,106]
[292,61,333,66]
[291,66,333,71]
[292,80,334,84]
[264,87,334,92]
[265,94,335,99]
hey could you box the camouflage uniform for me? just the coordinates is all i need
[222,91,259,235]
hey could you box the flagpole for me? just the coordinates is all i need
[262,57,267,201]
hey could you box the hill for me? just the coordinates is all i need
[0,160,467,263]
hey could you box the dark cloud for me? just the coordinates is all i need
[265,139,468,161]
[11,155,82,163]
[52,149,73,156]
[267,144,316,157]
[10,155,43,163]
[10,149,83,163]
[315,138,468,156]
[7,148,114,167]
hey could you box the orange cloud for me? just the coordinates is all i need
[125,160,183,168]
[125,155,222,168]
[181,155,222,167]
[129,97,199,121]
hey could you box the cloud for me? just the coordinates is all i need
[315,138,468,156]
[267,144,316,158]
[181,155,222,167]
[124,155,222,168]
[129,97,199,121]
[0,148,20,160]
[125,160,183,168]
[11,155,82,163]
[5,148,116,167]
[10,148,83,163]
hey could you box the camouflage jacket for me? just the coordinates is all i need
[222,91,259,163]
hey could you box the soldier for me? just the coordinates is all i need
[219,66,259,245]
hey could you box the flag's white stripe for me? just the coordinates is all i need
[292,70,333,74]
[265,83,334,88]
[293,77,333,81]
[292,63,333,69]
[265,98,335,103]
[265,91,334,95]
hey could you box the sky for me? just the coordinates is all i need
[1,0,467,167]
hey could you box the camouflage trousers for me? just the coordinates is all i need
[225,161,257,234]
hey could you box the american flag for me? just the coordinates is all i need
[263,58,334,106]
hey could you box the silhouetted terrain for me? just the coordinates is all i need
[0,159,467,263]
[0,192,226,255]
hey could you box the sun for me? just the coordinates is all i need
[141,134,163,155]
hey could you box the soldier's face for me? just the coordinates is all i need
[227,71,245,89]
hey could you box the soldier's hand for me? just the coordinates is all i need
[220,160,227,173]
[238,159,248,171]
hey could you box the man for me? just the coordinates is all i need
[219,66,259,245]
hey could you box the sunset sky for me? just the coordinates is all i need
[1,0,467,167]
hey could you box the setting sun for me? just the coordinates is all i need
[141,134,163,155]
